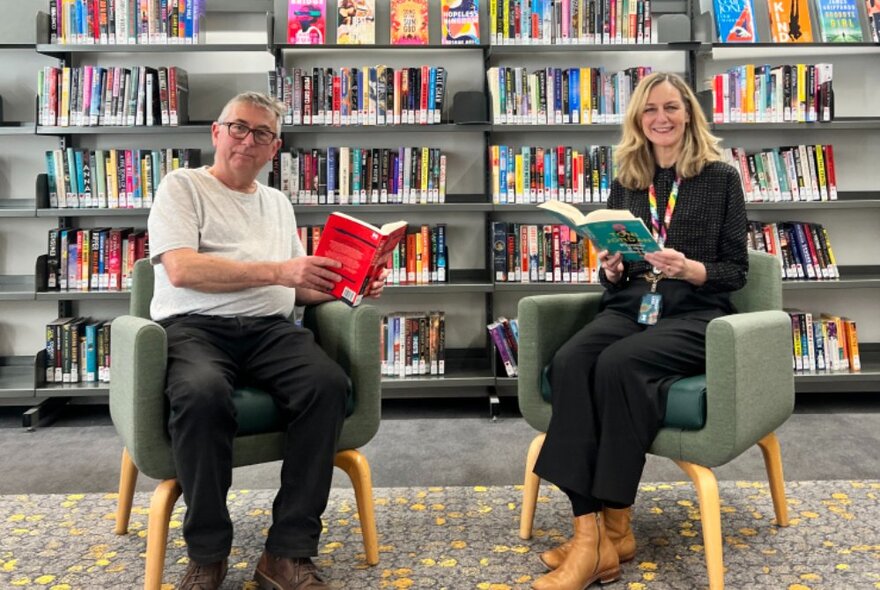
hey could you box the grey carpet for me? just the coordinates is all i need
[1,481,878,589]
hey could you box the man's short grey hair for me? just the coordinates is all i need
[217,92,285,136]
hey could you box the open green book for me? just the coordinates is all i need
[537,200,662,261]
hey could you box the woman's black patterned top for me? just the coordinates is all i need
[599,160,748,295]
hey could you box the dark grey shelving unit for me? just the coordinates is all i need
[0,276,36,301]
[0,123,36,135]
[712,118,880,132]
[36,207,151,218]
[37,124,213,135]
[0,357,37,399]
[745,192,880,210]
[781,267,880,290]
[491,124,623,132]
[36,44,269,56]
[488,42,700,56]
[280,123,490,133]
[0,199,36,217]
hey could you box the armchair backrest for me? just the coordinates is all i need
[131,259,154,319]
[731,251,782,313]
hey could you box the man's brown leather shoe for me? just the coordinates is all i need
[178,558,228,590]
[254,550,329,590]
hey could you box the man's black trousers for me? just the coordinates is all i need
[160,314,348,564]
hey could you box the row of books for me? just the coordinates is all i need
[487,66,653,125]
[45,148,200,209]
[713,0,876,43]
[288,0,480,45]
[487,316,519,377]
[38,65,189,128]
[48,0,205,45]
[268,66,448,127]
[786,311,861,373]
[489,0,655,45]
[381,311,447,377]
[491,221,602,283]
[46,227,150,292]
[277,146,447,205]
[491,144,615,204]
[722,144,837,203]
[299,222,449,285]
[708,63,833,124]
[45,317,112,384]
[747,221,839,281]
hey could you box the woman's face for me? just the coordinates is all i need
[640,81,690,153]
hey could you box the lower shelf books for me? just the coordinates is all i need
[787,310,860,373]
[488,316,519,377]
[46,227,149,292]
[44,317,111,384]
[722,144,837,203]
[491,221,602,283]
[382,311,446,377]
[747,220,838,280]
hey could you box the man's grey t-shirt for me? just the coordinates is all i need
[147,167,306,321]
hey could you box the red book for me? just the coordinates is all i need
[313,212,407,307]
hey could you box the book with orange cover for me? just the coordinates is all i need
[390,0,429,45]
[313,212,407,307]
[767,0,814,42]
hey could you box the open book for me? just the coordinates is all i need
[313,212,408,307]
[537,200,662,261]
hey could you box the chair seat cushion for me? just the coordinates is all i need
[233,378,354,436]
[540,367,706,430]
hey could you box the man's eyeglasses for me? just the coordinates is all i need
[218,121,278,146]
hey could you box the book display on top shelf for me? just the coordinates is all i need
[390,0,429,45]
[487,66,653,124]
[491,221,602,283]
[47,0,206,45]
[337,0,377,44]
[441,0,480,45]
[786,310,860,372]
[279,146,447,204]
[269,66,448,126]
[488,0,655,45]
[288,0,327,44]
[38,65,190,127]
[767,0,815,42]
[490,144,615,204]
[712,0,758,42]
[382,311,446,377]
[722,144,837,202]
[814,0,865,41]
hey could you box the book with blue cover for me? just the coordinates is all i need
[713,0,759,42]
[814,0,864,41]
[537,201,662,261]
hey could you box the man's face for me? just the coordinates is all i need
[211,102,281,179]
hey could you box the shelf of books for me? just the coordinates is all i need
[380,349,495,397]
[488,43,700,55]
[712,119,880,131]
[794,345,880,393]
[781,266,880,290]
[0,357,37,399]
[280,124,488,133]
[0,276,36,301]
[35,207,151,218]
[0,123,36,135]
[36,124,212,135]
[384,270,493,293]
[35,43,271,56]
[745,192,880,210]
[491,124,624,132]
[275,44,490,50]
[292,199,493,214]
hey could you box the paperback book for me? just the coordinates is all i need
[391,0,430,45]
[337,0,376,44]
[288,0,326,44]
[537,201,662,261]
[313,212,407,307]
[767,0,815,41]
[814,0,864,41]
[713,0,758,42]
[441,0,481,44]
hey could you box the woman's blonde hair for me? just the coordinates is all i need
[615,72,721,190]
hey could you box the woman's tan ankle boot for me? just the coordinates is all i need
[603,506,636,563]
[540,507,635,570]
[531,513,620,590]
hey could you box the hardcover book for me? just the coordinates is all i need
[814,0,864,41]
[537,201,662,261]
[441,0,481,45]
[313,212,407,306]
[288,0,326,44]
[337,0,376,44]
[391,0,429,45]
[768,0,815,41]
[713,0,758,42]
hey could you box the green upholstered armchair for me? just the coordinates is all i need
[110,259,382,590]
[517,250,794,590]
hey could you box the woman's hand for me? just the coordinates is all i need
[644,248,707,286]
[598,250,625,284]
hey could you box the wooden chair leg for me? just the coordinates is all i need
[675,460,725,590]
[115,448,139,535]
[520,433,546,540]
[144,479,182,590]
[334,449,379,566]
[757,432,789,527]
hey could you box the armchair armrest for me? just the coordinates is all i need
[303,301,381,450]
[109,315,176,480]
[664,310,795,466]
[517,293,604,432]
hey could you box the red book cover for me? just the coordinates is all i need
[313,212,407,306]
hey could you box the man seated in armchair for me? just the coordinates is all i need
[147,91,388,590]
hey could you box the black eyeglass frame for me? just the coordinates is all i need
[217,121,279,146]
